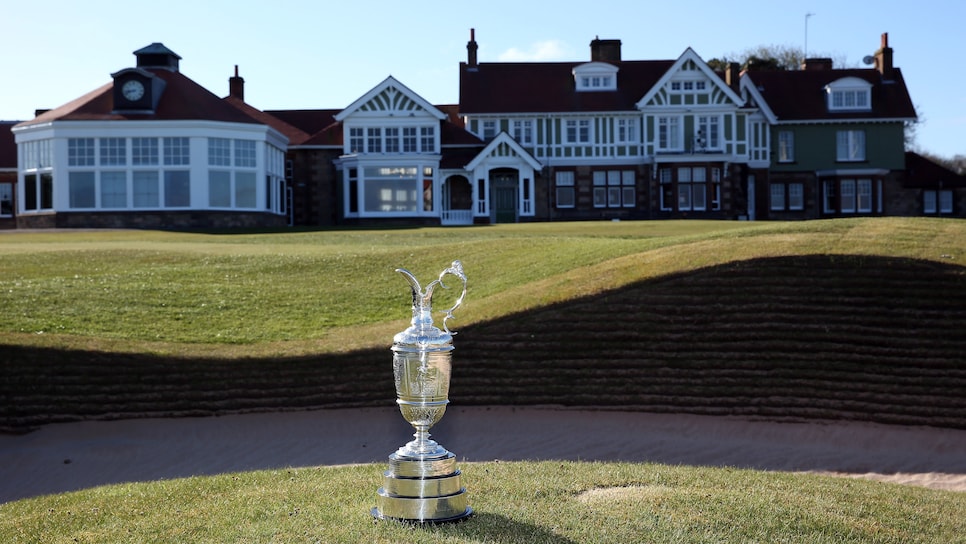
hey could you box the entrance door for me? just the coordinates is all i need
[491,171,518,223]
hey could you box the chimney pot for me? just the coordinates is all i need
[467,28,479,67]
[229,66,245,101]
[874,32,895,80]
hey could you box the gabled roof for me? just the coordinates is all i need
[334,75,446,122]
[292,104,483,149]
[636,47,744,108]
[464,131,542,171]
[460,59,674,114]
[0,121,18,168]
[739,75,778,124]
[742,68,916,122]
[15,69,262,128]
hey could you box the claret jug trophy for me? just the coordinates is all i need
[372,260,472,523]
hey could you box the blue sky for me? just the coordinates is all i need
[2,0,963,158]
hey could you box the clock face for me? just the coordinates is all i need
[122,80,145,102]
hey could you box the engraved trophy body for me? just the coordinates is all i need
[372,260,472,522]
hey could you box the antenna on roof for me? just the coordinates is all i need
[862,55,875,65]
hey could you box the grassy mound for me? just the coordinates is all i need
[3,218,965,432]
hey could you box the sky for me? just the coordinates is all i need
[2,0,964,158]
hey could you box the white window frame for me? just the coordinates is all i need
[385,127,399,153]
[402,127,417,153]
[511,120,533,145]
[840,179,856,213]
[565,119,592,144]
[349,128,364,153]
[789,183,804,210]
[778,131,794,163]
[695,116,720,150]
[770,183,786,211]
[0,182,13,216]
[481,120,497,140]
[367,127,382,153]
[617,118,638,144]
[857,178,873,213]
[555,171,575,208]
[836,130,866,162]
[657,116,681,151]
[420,126,435,153]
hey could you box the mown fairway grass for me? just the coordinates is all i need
[2,218,966,542]
[1,218,963,355]
[0,220,760,350]
[2,461,965,544]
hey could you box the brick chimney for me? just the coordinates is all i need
[801,58,833,71]
[467,28,478,68]
[229,65,244,101]
[874,32,894,80]
[590,37,621,62]
[725,62,740,91]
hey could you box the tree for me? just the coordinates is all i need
[708,44,850,72]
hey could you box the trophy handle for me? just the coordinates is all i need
[395,260,466,335]
[435,260,467,335]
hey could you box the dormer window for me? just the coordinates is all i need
[826,77,872,112]
[573,62,618,91]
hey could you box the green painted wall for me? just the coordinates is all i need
[771,122,907,171]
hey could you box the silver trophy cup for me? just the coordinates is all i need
[372,260,472,522]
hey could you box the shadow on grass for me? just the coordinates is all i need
[440,512,578,544]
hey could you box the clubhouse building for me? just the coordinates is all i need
[2,32,963,229]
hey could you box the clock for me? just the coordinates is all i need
[121,80,145,102]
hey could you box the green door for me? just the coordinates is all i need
[492,172,518,223]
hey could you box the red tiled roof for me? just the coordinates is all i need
[224,96,307,145]
[744,68,916,121]
[440,119,483,147]
[436,104,465,127]
[904,151,966,188]
[264,109,341,137]
[300,121,343,147]
[459,60,674,114]
[0,121,19,168]
[15,70,263,128]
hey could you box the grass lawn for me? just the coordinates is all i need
[1,217,962,355]
[2,461,964,543]
[1,218,965,542]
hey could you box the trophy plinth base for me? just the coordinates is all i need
[373,450,472,523]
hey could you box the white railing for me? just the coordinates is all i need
[441,209,474,226]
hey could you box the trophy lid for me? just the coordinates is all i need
[393,261,466,350]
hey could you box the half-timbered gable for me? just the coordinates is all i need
[636,48,749,218]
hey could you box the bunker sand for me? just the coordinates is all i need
[2,407,964,504]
